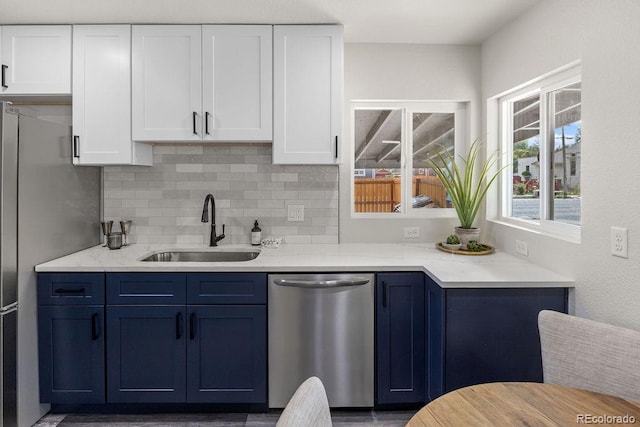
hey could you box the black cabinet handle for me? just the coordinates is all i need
[335,136,339,159]
[176,312,183,340]
[55,287,85,294]
[1,65,7,89]
[192,112,197,135]
[73,135,80,158]
[91,313,99,340]
[205,112,210,135]
[190,312,196,340]
[382,281,388,309]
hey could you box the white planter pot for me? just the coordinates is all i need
[455,226,480,249]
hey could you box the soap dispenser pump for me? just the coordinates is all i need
[251,220,262,246]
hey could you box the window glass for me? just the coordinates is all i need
[550,82,581,225]
[412,112,455,210]
[511,93,541,220]
[351,102,464,216]
[497,64,581,240]
[353,109,402,213]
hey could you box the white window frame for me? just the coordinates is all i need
[350,100,467,219]
[492,63,582,242]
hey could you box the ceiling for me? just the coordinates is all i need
[354,109,455,170]
[0,0,539,44]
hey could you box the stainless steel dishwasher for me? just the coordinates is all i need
[268,273,374,408]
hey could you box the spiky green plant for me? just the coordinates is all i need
[427,140,507,229]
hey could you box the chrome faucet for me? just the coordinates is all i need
[201,193,225,246]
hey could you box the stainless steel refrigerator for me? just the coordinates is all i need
[0,103,100,427]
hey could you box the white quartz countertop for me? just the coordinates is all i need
[35,243,574,289]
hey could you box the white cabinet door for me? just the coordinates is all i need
[72,25,151,166]
[202,25,272,141]
[273,25,343,164]
[1,26,71,95]
[132,25,202,141]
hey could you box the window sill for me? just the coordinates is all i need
[488,218,581,244]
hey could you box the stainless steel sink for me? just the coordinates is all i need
[140,250,260,262]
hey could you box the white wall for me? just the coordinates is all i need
[340,43,481,242]
[482,0,640,329]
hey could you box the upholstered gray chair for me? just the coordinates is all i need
[538,310,640,402]
[276,376,332,427]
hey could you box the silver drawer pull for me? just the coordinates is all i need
[274,278,370,288]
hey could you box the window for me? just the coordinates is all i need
[497,64,581,240]
[351,101,466,216]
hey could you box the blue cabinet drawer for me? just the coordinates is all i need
[187,273,267,305]
[107,273,186,305]
[38,273,105,305]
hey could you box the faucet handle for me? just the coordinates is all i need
[222,224,225,234]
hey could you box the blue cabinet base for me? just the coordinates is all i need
[49,403,269,414]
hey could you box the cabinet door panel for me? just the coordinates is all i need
[72,25,146,165]
[376,272,425,405]
[132,25,202,141]
[38,306,105,403]
[1,26,71,94]
[107,306,186,402]
[186,273,266,305]
[187,305,266,403]
[202,25,272,141]
[107,273,186,305]
[273,25,343,164]
[443,288,568,393]
[38,273,104,306]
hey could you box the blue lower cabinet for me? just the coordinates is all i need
[376,273,425,405]
[427,277,568,400]
[38,305,105,403]
[186,305,267,403]
[107,306,187,403]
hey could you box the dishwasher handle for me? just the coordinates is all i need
[273,277,371,288]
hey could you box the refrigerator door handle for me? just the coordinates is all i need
[0,302,18,313]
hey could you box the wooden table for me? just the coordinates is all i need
[407,382,640,426]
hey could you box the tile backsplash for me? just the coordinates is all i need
[103,144,339,245]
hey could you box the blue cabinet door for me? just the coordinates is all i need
[186,305,267,403]
[427,276,568,400]
[376,272,425,405]
[38,305,105,403]
[107,305,187,403]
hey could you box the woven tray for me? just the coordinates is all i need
[436,242,495,256]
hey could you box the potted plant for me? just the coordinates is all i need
[428,139,506,248]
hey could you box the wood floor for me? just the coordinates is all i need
[34,410,415,426]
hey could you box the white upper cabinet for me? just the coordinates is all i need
[132,25,202,141]
[1,26,71,95]
[201,25,272,141]
[273,25,343,164]
[72,25,151,166]
[132,25,272,142]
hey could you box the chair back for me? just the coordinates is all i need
[538,310,640,402]
[276,376,332,427]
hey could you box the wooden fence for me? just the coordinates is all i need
[354,176,447,213]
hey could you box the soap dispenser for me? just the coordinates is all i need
[251,220,262,246]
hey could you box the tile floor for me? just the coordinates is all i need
[34,410,415,426]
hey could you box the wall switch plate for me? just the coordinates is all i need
[515,240,529,256]
[611,226,628,258]
[404,227,420,238]
[287,205,304,222]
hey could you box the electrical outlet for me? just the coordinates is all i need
[404,227,420,238]
[287,205,304,222]
[515,240,529,256]
[611,226,628,258]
